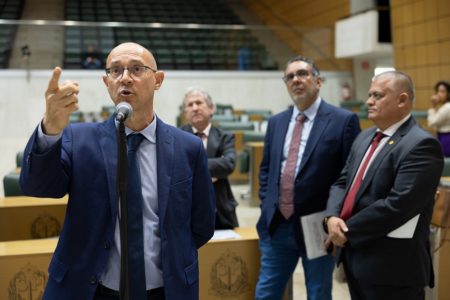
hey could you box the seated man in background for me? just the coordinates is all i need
[181,87,239,229]
[81,44,103,69]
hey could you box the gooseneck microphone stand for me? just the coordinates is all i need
[117,120,130,300]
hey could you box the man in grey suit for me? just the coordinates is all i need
[325,71,444,299]
[180,87,239,229]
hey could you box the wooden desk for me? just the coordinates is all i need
[0,238,57,299]
[245,142,264,206]
[230,131,250,184]
[0,196,67,241]
[433,184,450,300]
[199,227,260,299]
[431,228,450,300]
[199,227,291,300]
[0,228,283,300]
[245,142,264,207]
[0,228,280,300]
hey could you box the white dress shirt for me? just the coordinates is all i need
[280,97,321,178]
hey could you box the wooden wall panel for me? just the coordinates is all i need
[438,0,450,17]
[425,20,439,42]
[424,0,439,19]
[242,0,352,71]
[391,0,450,110]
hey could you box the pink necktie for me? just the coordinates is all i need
[279,114,306,220]
[340,132,385,220]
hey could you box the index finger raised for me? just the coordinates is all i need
[47,67,62,94]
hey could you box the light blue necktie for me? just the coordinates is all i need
[126,133,147,299]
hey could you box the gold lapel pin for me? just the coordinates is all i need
[388,140,394,145]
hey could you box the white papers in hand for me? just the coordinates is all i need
[387,214,420,238]
[300,210,328,259]
[211,229,241,240]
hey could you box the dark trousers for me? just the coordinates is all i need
[94,284,165,300]
[342,253,424,300]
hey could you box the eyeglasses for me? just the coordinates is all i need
[105,65,157,79]
[282,69,311,83]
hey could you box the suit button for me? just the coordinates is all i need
[104,241,110,249]
[90,276,97,285]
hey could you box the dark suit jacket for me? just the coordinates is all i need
[20,116,216,300]
[257,100,361,247]
[181,124,239,229]
[326,117,443,287]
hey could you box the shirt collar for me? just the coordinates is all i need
[124,114,157,143]
[292,96,321,121]
[378,114,411,137]
[192,123,211,137]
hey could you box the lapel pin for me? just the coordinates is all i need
[388,140,394,145]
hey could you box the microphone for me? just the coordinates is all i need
[115,102,132,122]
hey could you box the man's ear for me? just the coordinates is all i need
[316,76,322,88]
[102,75,109,87]
[398,92,409,107]
[154,71,165,90]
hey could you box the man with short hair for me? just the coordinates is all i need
[255,56,361,300]
[181,87,239,229]
[325,71,444,299]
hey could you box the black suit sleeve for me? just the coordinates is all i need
[208,132,236,179]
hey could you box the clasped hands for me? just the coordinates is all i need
[43,67,80,135]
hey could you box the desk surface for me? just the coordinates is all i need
[0,238,58,257]
[245,142,264,147]
[0,195,68,208]
[225,227,258,241]
[0,227,258,257]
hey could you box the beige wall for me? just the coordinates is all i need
[242,0,352,72]
[391,0,450,110]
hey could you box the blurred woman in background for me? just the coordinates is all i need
[428,81,450,156]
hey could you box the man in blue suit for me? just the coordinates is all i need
[20,42,216,300]
[255,56,361,300]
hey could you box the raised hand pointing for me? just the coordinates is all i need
[43,67,80,135]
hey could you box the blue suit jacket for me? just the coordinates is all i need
[20,116,216,300]
[257,100,360,246]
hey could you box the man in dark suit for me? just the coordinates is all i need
[20,43,215,300]
[325,71,444,299]
[180,87,239,229]
[255,56,361,300]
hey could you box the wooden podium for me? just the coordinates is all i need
[199,227,260,299]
